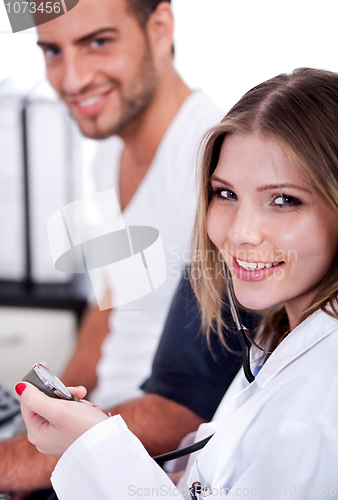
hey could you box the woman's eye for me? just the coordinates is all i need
[212,187,238,201]
[272,194,302,207]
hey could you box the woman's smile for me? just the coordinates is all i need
[207,133,338,328]
[231,255,285,281]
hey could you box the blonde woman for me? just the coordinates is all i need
[16,68,338,499]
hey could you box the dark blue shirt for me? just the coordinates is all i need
[141,271,259,421]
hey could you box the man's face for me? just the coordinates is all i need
[37,0,159,139]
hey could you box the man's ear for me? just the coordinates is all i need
[146,2,174,60]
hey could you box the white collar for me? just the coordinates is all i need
[253,308,338,389]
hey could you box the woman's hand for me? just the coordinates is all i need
[15,381,108,457]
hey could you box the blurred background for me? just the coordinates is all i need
[0,0,337,388]
[2,0,338,110]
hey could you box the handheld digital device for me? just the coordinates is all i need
[22,364,80,402]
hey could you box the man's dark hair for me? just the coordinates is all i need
[126,0,171,28]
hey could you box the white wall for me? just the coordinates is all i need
[0,11,44,91]
[172,0,338,112]
[0,0,338,110]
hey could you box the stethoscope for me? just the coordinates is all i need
[153,261,266,498]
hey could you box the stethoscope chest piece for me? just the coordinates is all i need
[189,482,212,499]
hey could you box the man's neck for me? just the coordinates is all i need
[118,69,192,210]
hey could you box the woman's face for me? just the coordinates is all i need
[207,133,338,328]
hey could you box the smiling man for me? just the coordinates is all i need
[37,0,167,142]
[0,0,223,497]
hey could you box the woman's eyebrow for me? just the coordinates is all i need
[257,183,312,193]
[210,175,234,188]
[210,177,312,194]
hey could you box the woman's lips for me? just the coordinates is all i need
[70,90,112,117]
[231,256,285,281]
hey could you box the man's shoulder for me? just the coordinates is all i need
[177,90,224,130]
[161,91,224,160]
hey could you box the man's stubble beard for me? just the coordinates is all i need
[75,47,160,140]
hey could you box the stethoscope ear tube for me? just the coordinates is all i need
[152,261,258,467]
[153,434,214,466]
[237,327,255,383]
[222,259,256,383]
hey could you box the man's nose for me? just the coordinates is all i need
[61,51,93,96]
[227,203,264,248]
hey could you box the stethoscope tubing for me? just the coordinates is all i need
[152,262,256,467]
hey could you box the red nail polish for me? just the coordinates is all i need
[15,383,27,396]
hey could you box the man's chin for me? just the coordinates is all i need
[74,119,118,140]
[81,128,114,140]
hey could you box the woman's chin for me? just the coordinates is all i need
[233,289,275,312]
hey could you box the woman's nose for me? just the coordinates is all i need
[227,203,264,247]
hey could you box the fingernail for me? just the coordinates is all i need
[15,383,27,396]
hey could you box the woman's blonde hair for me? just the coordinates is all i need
[190,68,338,350]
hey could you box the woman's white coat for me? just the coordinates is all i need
[51,308,338,499]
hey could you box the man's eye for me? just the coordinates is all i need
[43,46,61,59]
[90,38,110,49]
[212,187,238,201]
[272,194,302,207]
